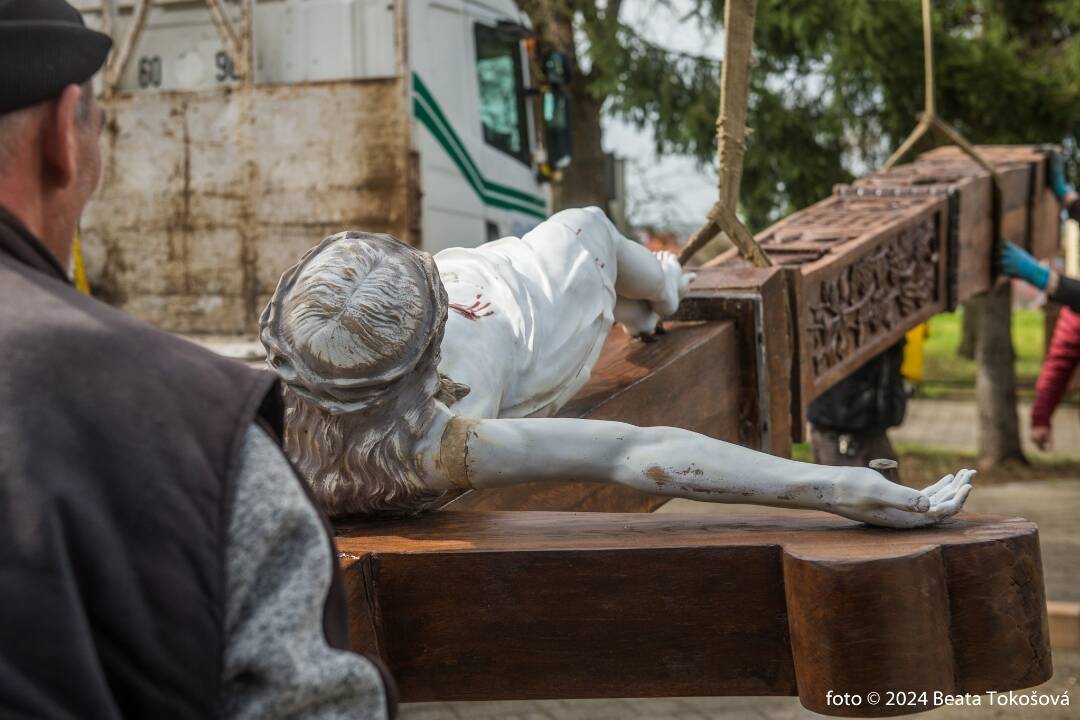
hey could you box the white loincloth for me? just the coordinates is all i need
[435,207,621,419]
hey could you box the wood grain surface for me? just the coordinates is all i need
[336,510,1052,716]
[446,320,743,512]
[703,144,1055,438]
[921,145,1060,259]
[710,194,950,412]
[675,266,794,451]
[842,159,994,304]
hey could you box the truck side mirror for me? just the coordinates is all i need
[543,88,573,171]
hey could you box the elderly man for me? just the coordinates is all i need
[0,1,393,717]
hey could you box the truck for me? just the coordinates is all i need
[76,0,573,333]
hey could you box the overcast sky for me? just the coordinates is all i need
[602,0,725,228]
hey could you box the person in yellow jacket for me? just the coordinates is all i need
[902,323,929,386]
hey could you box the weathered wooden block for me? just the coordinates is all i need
[914,152,1031,257]
[921,145,1060,259]
[336,510,1051,716]
[674,265,793,455]
[447,267,794,512]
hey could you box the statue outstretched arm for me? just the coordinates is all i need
[434,414,973,529]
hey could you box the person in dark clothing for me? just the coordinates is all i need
[1001,151,1080,309]
[808,342,907,481]
[0,1,394,717]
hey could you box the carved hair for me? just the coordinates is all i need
[260,232,468,517]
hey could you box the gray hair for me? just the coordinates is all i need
[260,231,468,518]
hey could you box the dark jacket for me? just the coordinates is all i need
[0,210,348,718]
[1050,199,1080,312]
[808,341,907,433]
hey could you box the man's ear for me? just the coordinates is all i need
[41,84,82,189]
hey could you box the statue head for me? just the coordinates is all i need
[260,231,466,517]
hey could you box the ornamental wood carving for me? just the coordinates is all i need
[805,216,941,379]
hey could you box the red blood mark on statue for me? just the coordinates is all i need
[450,298,495,321]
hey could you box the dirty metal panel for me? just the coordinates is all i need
[82,78,412,334]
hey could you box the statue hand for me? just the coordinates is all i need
[651,250,696,317]
[829,467,974,529]
[614,297,662,339]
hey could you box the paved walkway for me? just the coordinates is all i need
[893,398,1080,456]
[401,655,1080,720]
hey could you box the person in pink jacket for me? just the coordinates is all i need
[1031,306,1080,450]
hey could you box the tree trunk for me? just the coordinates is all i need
[553,82,609,211]
[972,281,1026,468]
[517,0,612,212]
[957,300,978,359]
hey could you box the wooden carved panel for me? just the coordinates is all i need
[797,197,949,403]
[839,162,994,306]
[804,217,941,380]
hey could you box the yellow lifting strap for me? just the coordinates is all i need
[73,230,91,294]
[881,0,999,188]
[678,0,772,269]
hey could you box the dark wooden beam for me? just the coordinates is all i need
[708,194,950,421]
[920,145,1061,260]
[839,160,993,306]
[704,144,1057,437]
[336,510,1051,716]
[674,265,793,452]
[446,319,744,512]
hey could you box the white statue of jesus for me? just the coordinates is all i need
[260,207,972,527]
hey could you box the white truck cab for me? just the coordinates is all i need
[76,0,572,333]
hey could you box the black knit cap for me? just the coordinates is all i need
[0,0,112,115]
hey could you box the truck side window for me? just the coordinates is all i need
[474,23,529,165]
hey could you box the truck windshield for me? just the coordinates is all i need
[474,23,529,165]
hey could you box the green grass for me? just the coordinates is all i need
[919,309,1046,399]
[792,441,1080,486]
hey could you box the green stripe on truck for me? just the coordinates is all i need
[412,74,547,220]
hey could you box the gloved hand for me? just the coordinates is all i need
[1048,151,1075,200]
[1001,242,1050,290]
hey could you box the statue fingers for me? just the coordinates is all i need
[879,485,930,513]
[922,473,955,498]
[930,484,972,520]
